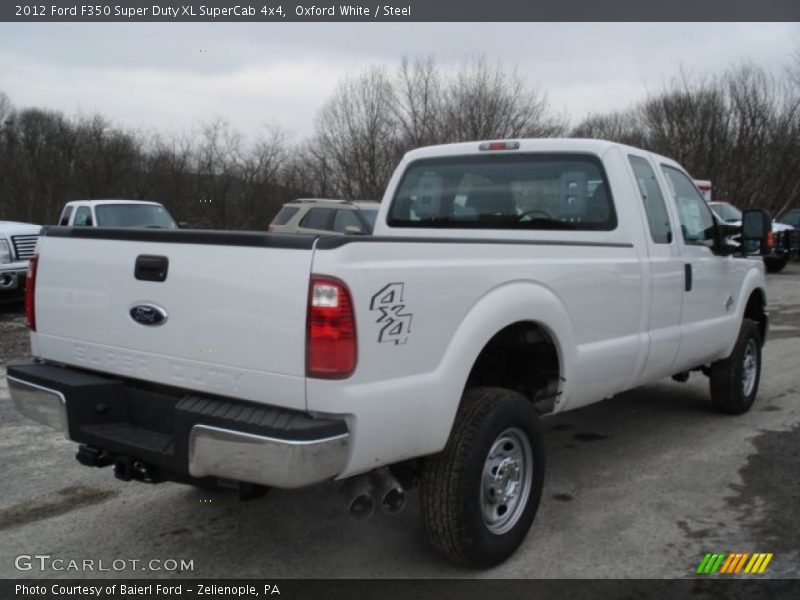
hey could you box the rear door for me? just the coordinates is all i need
[626,153,684,383]
[32,229,315,410]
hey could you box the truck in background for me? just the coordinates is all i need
[0,220,41,303]
[58,200,179,229]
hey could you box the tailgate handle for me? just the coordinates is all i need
[135,255,169,282]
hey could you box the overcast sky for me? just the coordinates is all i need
[1,22,798,141]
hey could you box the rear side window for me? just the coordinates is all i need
[387,154,616,231]
[59,206,73,226]
[271,206,299,226]
[628,155,672,244]
[300,208,334,230]
[661,166,715,247]
[73,206,92,227]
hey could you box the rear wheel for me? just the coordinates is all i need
[709,319,762,415]
[420,387,545,567]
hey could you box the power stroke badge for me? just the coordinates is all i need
[370,283,413,345]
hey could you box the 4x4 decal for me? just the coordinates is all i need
[370,283,413,345]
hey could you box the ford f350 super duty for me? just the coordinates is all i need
[7,139,773,567]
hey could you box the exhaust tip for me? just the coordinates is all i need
[348,494,375,520]
[381,487,406,515]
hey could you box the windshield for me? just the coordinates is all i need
[94,204,177,229]
[778,210,800,227]
[387,154,616,230]
[361,209,378,232]
[710,203,742,222]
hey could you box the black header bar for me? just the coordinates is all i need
[3,0,800,22]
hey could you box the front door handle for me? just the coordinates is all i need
[684,263,692,292]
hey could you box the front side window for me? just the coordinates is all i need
[73,206,92,227]
[388,154,617,231]
[661,166,715,247]
[628,155,672,244]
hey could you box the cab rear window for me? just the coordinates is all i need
[387,154,616,231]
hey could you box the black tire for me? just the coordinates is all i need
[709,319,762,415]
[763,257,787,273]
[420,387,545,567]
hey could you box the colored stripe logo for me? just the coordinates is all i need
[696,552,773,574]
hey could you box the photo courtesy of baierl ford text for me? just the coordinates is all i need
[1,1,799,599]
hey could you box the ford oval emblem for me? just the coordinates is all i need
[129,304,168,326]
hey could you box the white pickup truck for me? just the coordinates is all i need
[7,139,773,567]
[58,199,179,229]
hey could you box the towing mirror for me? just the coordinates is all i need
[741,209,773,256]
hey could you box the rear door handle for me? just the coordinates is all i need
[135,255,169,282]
[684,263,692,292]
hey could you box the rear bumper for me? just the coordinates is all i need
[6,362,349,489]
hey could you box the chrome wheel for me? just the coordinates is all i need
[480,427,533,535]
[742,339,758,397]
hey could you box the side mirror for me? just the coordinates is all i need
[741,209,773,256]
[344,225,365,235]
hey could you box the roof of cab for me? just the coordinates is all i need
[64,199,163,207]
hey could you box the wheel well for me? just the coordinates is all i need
[744,289,768,344]
[466,322,561,414]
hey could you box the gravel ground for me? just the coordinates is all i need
[0,264,798,580]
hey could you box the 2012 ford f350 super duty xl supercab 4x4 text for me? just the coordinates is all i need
[7,139,773,567]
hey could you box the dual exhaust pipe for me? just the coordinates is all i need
[340,467,406,520]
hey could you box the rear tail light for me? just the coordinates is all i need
[766,231,775,250]
[306,275,357,379]
[25,254,39,330]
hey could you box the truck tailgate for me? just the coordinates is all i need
[31,228,315,410]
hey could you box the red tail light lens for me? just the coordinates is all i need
[25,254,39,330]
[307,276,357,379]
[766,231,775,249]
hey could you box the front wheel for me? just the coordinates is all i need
[420,387,545,567]
[709,319,762,415]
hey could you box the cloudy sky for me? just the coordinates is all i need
[1,22,798,140]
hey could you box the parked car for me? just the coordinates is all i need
[709,201,797,273]
[8,138,773,567]
[0,220,41,304]
[58,200,178,229]
[269,198,378,235]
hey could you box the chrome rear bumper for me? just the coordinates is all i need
[189,425,349,489]
[7,375,69,435]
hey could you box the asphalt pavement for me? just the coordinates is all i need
[0,264,798,579]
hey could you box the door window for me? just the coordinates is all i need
[333,209,365,234]
[73,206,92,227]
[661,166,715,247]
[300,208,334,230]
